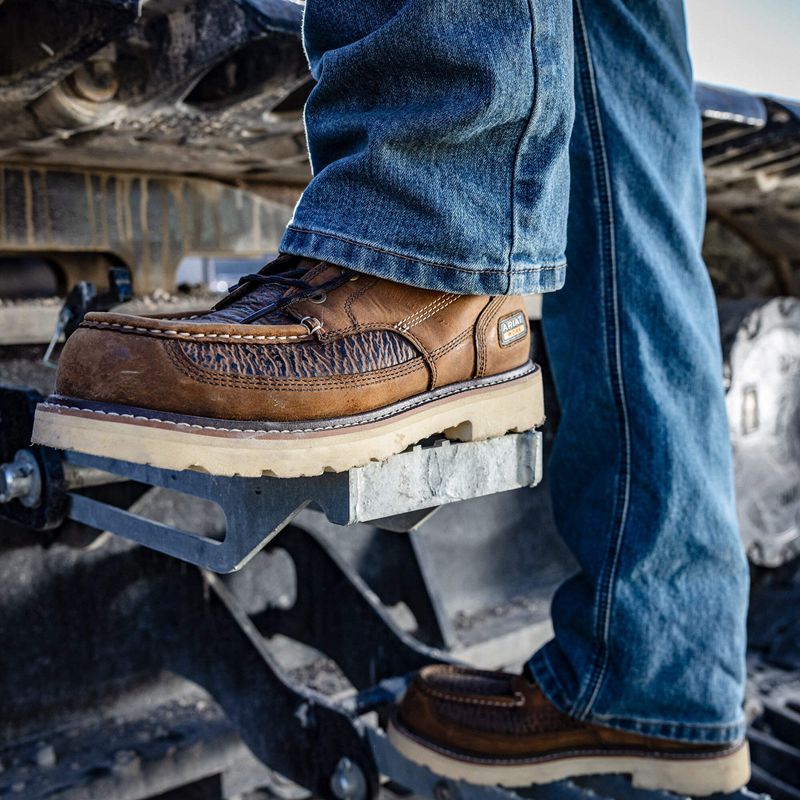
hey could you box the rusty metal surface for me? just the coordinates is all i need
[0,11,798,800]
[699,84,800,188]
[1,5,799,303]
[0,0,310,185]
[698,83,800,293]
[0,0,309,296]
[0,165,296,292]
[0,4,798,204]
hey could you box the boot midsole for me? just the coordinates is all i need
[387,719,750,796]
[32,366,544,478]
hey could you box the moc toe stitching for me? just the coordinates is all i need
[419,684,526,708]
[398,667,745,766]
[82,319,312,343]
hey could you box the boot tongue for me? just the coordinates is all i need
[196,256,325,325]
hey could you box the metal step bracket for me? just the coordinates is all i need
[62,431,542,573]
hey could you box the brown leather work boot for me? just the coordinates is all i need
[33,255,543,477]
[388,665,750,795]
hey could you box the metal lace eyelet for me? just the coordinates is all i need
[349,274,360,281]
[300,316,323,335]
[309,290,327,304]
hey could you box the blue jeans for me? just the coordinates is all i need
[282,0,750,743]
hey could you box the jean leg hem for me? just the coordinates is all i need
[281,226,566,296]
[528,646,746,745]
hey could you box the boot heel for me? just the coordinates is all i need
[630,742,751,797]
[443,370,544,442]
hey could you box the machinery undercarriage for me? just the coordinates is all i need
[1,3,800,799]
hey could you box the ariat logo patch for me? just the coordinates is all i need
[498,310,528,347]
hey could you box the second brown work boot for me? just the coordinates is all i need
[388,665,750,796]
[32,255,543,477]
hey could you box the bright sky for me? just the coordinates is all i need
[685,0,800,100]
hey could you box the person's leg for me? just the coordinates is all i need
[388,0,750,791]
[530,0,750,742]
[280,0,573,295]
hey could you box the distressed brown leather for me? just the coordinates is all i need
[52,258,533,422]
[395,665,738,760]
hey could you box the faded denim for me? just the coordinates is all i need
[285,0,750,744]
[281,0,574,294]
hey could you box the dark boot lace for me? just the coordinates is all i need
[211,255,353,325]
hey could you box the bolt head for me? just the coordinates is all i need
[434,779,458,800]
[330,757,367,800]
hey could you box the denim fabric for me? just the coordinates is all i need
[281,0,574,294]
[286,0,750,743]
[528,1,749,744]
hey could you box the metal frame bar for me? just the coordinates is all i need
[62,432,542,573]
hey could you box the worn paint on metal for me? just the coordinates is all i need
[0,164,296,291]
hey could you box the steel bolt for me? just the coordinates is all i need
[434,780,458,800]
[71,61,119,103]
[330,757,367,800]
[0,450,41,508]
[35,744,57,768]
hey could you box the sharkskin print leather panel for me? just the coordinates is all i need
[176,329,419,379]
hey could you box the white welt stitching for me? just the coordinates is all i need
[408,294,459,329]
[85,321,307,342]
[396,293,456,330]
[395,724,744,765]
[404,294,457,328]
[396,295,445,327]
[40,367,534,435]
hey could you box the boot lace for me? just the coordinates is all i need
[212,258,352,325]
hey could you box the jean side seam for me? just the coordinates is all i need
[299,3,316,175]
[571,0,633,721]
[285,225,567,274]
[506,0,539,293]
